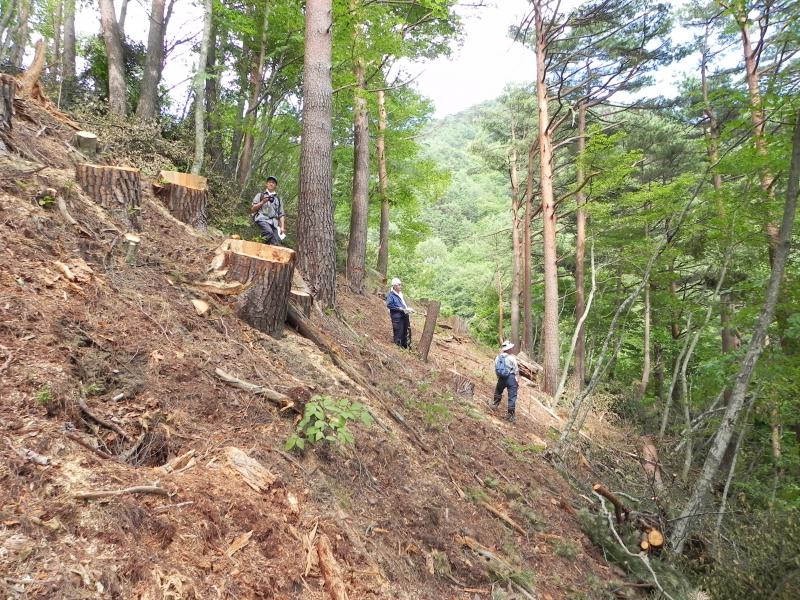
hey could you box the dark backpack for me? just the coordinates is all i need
[495,354,512,378]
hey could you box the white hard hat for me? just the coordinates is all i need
[501,340,515,351]
[391,277,402,286]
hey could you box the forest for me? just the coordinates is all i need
[1,0,799,598]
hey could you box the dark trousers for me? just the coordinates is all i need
[255,219,282,246]
[494,375,518,414]
[391,311,410,348]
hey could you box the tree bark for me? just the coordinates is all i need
[75,163,141,229]
[118,0,129,37]
[634,259,651,403]
[297,0,336,308]
[418,300,440,362]
[534,2,559,396]
[376,88,390,279]
[205,17,224,173]
[496,269,504,344]
[8,0,31,68]
[0,0,19,63]
[62,0,76,82]
[154,170,208,229]
[574,101,587,391]
[0,73,16,135]
[51,0,62,81]
[191,0,212,174]
[671,111,800,554]
[223,240,296,337]
[346,51,369,294]
[509,118,522,348]
[97,0,127,115]
[135,0,167,120]
[523,140,534,353]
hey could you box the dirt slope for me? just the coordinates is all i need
[1,99,633,599]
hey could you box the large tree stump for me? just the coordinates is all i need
[418,300,440,362]
[223,239,295,337]
[0,74,15,136]
[75,163,142,230]
[154,170,208,229]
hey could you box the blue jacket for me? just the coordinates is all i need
[386,290,407,313]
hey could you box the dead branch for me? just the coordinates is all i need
[63,430,117,460]
[73,485,170,500]
[214,367,297,413]
[78,394,130,441]
[225,446,277,493]
[480,501,527,536]
[316,532,349,600]
[592,483,629,524]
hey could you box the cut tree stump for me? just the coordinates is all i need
[418,300,440,362]
[154,170,209,229]
[0,74,15,135]
[74,131,97,158]
[223,239,295,337]
[75,163,141,230]
[291,269,313,318]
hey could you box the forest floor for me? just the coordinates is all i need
[1,95,657,599]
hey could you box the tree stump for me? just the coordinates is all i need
[0,74,15,136]
[75,163,141,230]
[154,170,208,229]
[449,369,475,399]
[290,269,313,318]
[418,300,440,362]
[74,131,97,158]
[223,239,295,337]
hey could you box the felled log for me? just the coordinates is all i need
[75,163,141,230]
[73,131,97,158]
[153,170,208,229]
[222,240,295,336]
[225,446,276,493]
[593,482,665,553]
[317,533,349,600]
[0,73,15,135]
[516,351,543,383]
[418,300,440,362]
[291,269,313,318]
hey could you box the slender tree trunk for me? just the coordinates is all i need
[97,0,127,115]
[671,111,800,554]
[135,0,167,120]
[346,48,369,294]
[205,17,223,173]
[376,88,390,279]
[634,283,651,403]
[523,141,534,353]
[228,95,247,176]
[118,0,129,37]
[509,119,522,348]
[190,0,212,175]
[51,0,62,80]
[237,8,270,187]
[534,4,559,396]
[298,0,336,308]
[62,0,75,81]
[574,101,587,391]
[496,269,504,345]
[9,0,31,68]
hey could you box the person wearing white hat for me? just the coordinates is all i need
[385,277,411,348]
[493,340,519,422]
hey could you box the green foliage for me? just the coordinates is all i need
[35,385,53,406]
[552,539,579,560]
[284,396,373,452]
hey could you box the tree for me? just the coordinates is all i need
[375,88,390,278]
[98,0,127,115]
[136,0,167,120]
[191,0,213,174]
[298,0,336,308]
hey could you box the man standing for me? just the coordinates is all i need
[386,277,411,348]
[493,340,519,422]
[250,176,286,245]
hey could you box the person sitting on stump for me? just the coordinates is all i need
[250,176,285,245]
[493,340,519,422]
[386,277,412,349]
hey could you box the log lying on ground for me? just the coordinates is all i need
[223,240,295,336]
[316,533,349,600]
[516,351,543,384]
[291,269,314,318]
[593,482,664,553]
[214,367,297,413]
[153,170,209,229]
[0,74,15,136]
[75,163,141,230]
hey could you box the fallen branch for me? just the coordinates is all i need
[225,446,277,493]
[78,395,130,441]
[316,532,349,600]
[63,430,117,460]
[480,501,527,536]
[73,485,169,500]
[592,483,629,525]
[214,367,297,413]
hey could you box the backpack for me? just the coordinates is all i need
[495,354,512,378]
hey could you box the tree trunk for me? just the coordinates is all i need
[671,111,800,554]
[574,101,587,391]
[534,4,559,397]
[97,0,127,115]
[297,0,336,308]
[135,0,167,120]
[51,0,62,81]
[223,240,295,337]
[376,88,390,279]
[0,0,19,63]
[62,0,76,82]
[74,131,97,158]
[496,269,504,344]
[509,119,522,348]
[634,255,651,403]
[291,269,313,318]
[0,73,16,135]
[346,54,369,294]
[237,7,270,187]
[118,0,129,36]
[191,0,212,174]
[154,170,208,229]
[9,0,31,68]
[523,140,534,353]
[75,163,141,229]
[418,300,440,362]
[205,17,224,173]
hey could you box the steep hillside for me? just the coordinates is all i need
[2,97,650,600]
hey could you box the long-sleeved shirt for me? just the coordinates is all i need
[495,352,519,377]
[386,289,409,313]
[251,191,284,225]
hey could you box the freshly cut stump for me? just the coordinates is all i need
[75,163,141,230]
[290,269,313,318]
[74,131,97,158]
[154,170,208,229]
[223,239,295,337]
[0,74,15,134]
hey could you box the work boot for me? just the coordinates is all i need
[491,398,501,409]
[506,412,516,423]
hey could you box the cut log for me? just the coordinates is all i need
[516,351,543,384]
[646,528,664,549]
[0,74,16,135]
[74,131,97,158]
[223,239,295,337]
[154,170,208,229]
[418,300,440,362]
[316,533,349,600]
[75,163,141,230]
[640,532,650,552]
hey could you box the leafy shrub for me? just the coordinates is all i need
[285,396,373,452]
